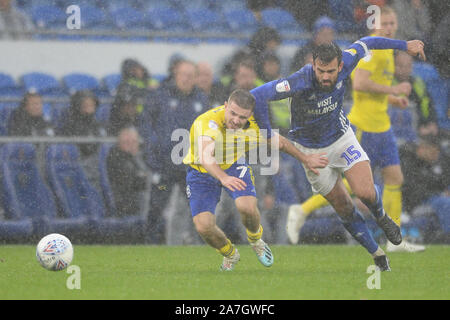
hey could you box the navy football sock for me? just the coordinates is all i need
[341,207,379,254]
[360,184,385,219]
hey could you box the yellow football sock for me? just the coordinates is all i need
[217,239,236,257]
[246,225,263,243]
[300,194,328,216]
[300,178,353,216]
[382,184,402,226]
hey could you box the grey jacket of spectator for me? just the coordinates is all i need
[0,6,34,39]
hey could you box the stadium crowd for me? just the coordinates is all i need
[0,0,448,245]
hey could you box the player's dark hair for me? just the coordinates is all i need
[312,42,342,65]
[228,89,255,112]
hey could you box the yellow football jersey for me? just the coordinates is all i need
[183,105,263,172]
[348,37,395,133]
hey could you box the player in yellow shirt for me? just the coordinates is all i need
[349,6,424,252]
[184,89,328,271]
[286,6,425,252]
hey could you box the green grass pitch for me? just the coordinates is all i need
[0,245,448,300]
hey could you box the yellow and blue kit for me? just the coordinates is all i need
[183,105,263,216]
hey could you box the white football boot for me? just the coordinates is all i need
[220,249,240,271]
[286,204,307,244]
[386,240,426,253]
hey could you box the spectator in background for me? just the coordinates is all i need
[108,83,141,136]
[246,0,271,22]
[107,127,148,217]
[118,58,157,118]
[256,51,282,83]
[140,59,208,244]
[285,0,329,31]
[0,0,34,39]
[120,58,158,91]
[393,51,439,138]
[221,27,281,89]
[59,90,105,190]
[8,92,54,137]
[247,27,282,60]
[290,16,335,73]
[399,134,449,215]
[196,61,227,108]
[391,0,431,41]
[159,53,186,87]
[223,60,259,98]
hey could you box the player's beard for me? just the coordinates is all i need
[318,79,337,92]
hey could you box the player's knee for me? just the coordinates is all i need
[236,202,259,219]
[193,214,215,236]
[354,186,376,205]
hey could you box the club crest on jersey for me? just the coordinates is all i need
[276,80,290,93]
[208,120,218,129]
[336,81,343,89]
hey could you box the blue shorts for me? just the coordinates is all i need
[352,126,400,168]
[186,162,257,217]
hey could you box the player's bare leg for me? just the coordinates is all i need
[345,161,402,246]
[324,177,390,271]
[193,211,240,271]
[382,165,425,252]
[235,196,273,267]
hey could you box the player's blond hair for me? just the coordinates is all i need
[380,5,396,16]
[228,89,256,112]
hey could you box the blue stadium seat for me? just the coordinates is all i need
[328,0,356,32]
[224,8,260,36]
[79,5,110,29]
[107,0,144,11]
[49,103,69,131]
[215,0,246,11]
[21,72,65,96]
[111,7,149,30]
[260,8,304,34]
[0,73,23,97]
[98,143,117,216]
[185,8,229,34]
[102,74,121,96]
[46,144,105,220]
[45,144,104,237]
[95,103,112,125]
[62,73,100,95]
[31,5,66,29]
[0,143,58,234]
[147,7,190,32]
[0,103,18,136]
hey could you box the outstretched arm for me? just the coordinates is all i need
[343,37,426,76]
[269,132,329,175]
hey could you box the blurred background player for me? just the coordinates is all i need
[348,6,425,252]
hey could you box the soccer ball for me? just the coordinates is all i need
[36,233,73,271]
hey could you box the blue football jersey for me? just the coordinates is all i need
[251,37,407,148]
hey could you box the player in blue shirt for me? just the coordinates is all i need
[251,37,425,271]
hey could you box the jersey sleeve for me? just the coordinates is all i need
[251,67,311,137]
[193,116,221,142]
[341,36,407,77]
